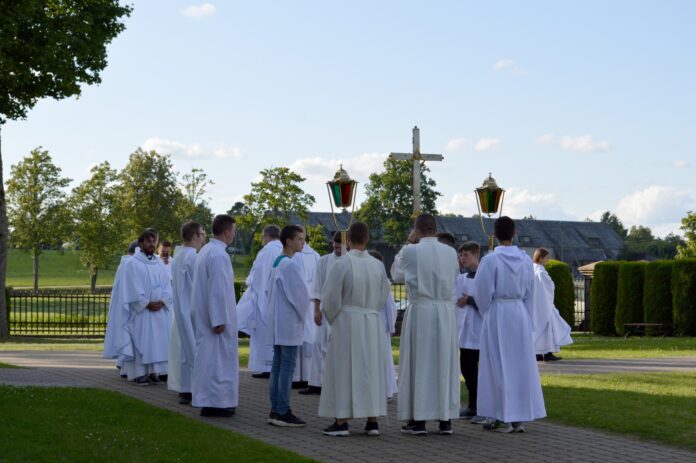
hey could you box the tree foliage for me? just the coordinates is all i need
[6,148,72,290]
[306,224,329,255]
[356,158,440,247]
[178,168,214,233]
[116,149,182,244]
[69,162,124,290]
[599,211,628,240]
[677,211,696,259]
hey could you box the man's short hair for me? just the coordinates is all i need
[332,231,342,243]
[181,221,203,242]
[436,232,456,247]
[347,222,369,246]
[138,228,158,244]
[159,240,172,248]
[127,240,139,254]
[212,214,236,236]
[458,241,481,256]
[280,224,303,246]
[368,249,383,262]
[494,216,516,241]
[263,224,281,240]
[415,213,437,235]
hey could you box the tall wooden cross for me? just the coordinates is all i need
[389,126,444,216]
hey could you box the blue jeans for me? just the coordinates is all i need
[269,345,298,415]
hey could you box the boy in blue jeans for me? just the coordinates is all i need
[267,224,310,427]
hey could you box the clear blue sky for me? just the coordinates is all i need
[4,1,695,236]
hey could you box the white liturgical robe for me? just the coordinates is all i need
[191,239,239,409]
[381,292,398,398]
[308,251,341,387]
[474,245,546,423]
[169,246,198,393]
[391,237,460,422]
[292,243,319,381]
[237,239,282,373]
[120,250,173,380]
[103,255,132,362]
[456,272,483,350]
[319,250,390,419]
[533,263,573,354]
[165,252,182,391]
[267,256,310,346]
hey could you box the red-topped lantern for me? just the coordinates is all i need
[474,173,505,250]
[326,165,358,255]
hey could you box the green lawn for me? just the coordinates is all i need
[0,386,315,463]
[6,248,252,288]
[0,362,20,368]
[558,333,696,359]
[541,372,696,451]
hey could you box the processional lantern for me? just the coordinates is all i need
[326,165,358,254]
[474,173,505,249]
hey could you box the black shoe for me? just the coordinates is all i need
[270,410,306,427]
[459,407,476,419]
[252,372,271,379]
[133,376,150,386]
[148,373,162,385]
[364,420,379,436]
[401,420,427,435]
[268,411,279,424]
[200,407,235,417]
[439,420,453,435]
[323,421,350,436]
[178,392,192,405]
[159,374,168,381]
[298,386,322,395]
[291,381,308,389]
[536,354,544,361]
[544,353,562,361]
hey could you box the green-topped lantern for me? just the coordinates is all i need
[326,165,358,255]
[474,173,505,249]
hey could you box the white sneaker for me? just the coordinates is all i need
[494,422,515,433]
[470,415,486,424]
[512,422,525,433]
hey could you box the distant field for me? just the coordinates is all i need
[6,249,252,288]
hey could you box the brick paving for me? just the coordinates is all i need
[1,350,695,463]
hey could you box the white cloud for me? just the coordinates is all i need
[289,153,386,184]
[142,137,242,160]
[181,3,216,18]
[493,59,516,71]
[674,159,690,169]
[445,138,467,153]
[536,134,609,153]
[474,138,500,152]
[616,186,694,233]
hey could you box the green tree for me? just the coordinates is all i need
[306,224,329,255]
[69,162,124,291]
[178,168,214,233]
[356,158,440,247]
[677,211,696,258]
[0,0,132,337]
[237,167,315,254]
[116,149,182,244]
[600,211,628,240]
[6,148,72,291]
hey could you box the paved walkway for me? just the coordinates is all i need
[1,351,695,463]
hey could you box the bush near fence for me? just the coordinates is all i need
[545,260,575,328]
[643,261,674,335]
[672,259,696,336]
[614,262,647,336]
[590,261,622,335]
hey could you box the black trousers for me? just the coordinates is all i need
[459,348,479,411]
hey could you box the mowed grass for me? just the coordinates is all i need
[0,386,315,463]
[541,372,696,451]
[558,333,696,359]
[0,362,20,368]
[6,249,252,288]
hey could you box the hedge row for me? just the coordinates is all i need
[545,260,575,327]
[590,259,696,336]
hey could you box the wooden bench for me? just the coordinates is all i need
[623,323,672,339]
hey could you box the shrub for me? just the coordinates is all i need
[614,262,647,335]
[545,260,575,328]
[672,259,696,336]
[234,281,246,303]
[643,261,674,334]
[590,261,622,335]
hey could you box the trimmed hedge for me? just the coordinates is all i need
[672,259,696,336]
[643,261,674,335]
[614,262,647,336]
[545,260,575,328]
[590,261,622,335]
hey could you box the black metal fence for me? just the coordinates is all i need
[8,288,111,337]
